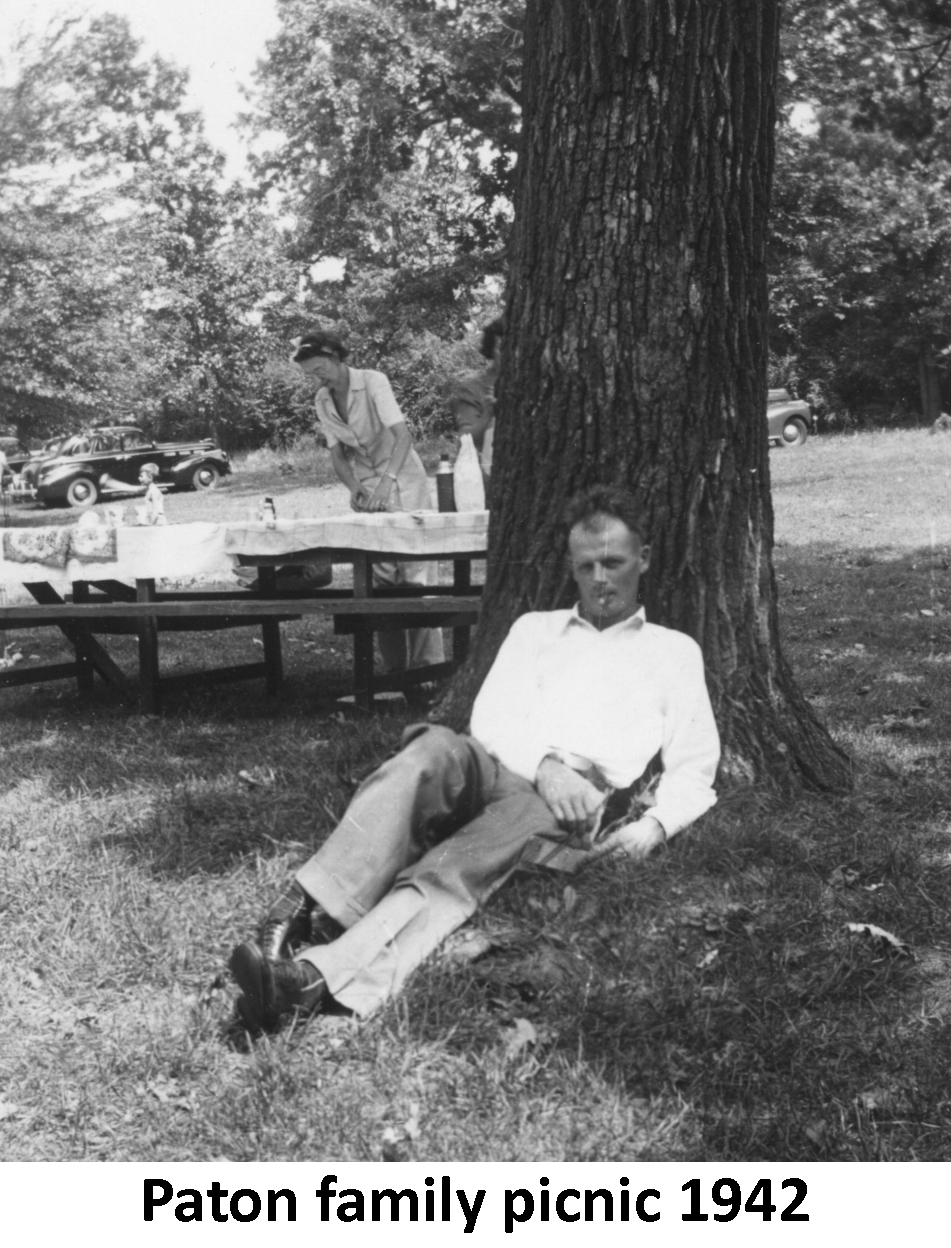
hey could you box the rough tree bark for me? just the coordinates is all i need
[436,0,851,792]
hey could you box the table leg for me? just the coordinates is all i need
[24,582,127,690]
[452,558,472,663]
[353,631,375,711]
[136,578,160,714]
[352,553,375,710]
[257,565,283,695]
[71,581,95,694]
[353,552,373,598]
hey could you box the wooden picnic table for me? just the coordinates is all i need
[0,511,488,711]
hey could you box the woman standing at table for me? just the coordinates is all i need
[292,330,444,673]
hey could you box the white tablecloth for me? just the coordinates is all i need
[223,510,489,559]
[0,512,489,596]
[0,522,233,591]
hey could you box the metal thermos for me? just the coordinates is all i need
[435,455,456,512]
[260,496,277,527]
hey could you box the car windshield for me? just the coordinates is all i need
[90,433,120,453]
[58,436,90,455]
[119,431,150,449]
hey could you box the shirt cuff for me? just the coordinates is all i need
[501,742,552,787]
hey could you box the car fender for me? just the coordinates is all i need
[36,460,102,492]
[168,452,230,484]
[767,401,813,441]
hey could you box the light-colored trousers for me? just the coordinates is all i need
[371,560,445,672]
[294,724,562,1018]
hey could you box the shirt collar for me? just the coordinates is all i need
[317,368,365,406]
[565,604,646,635]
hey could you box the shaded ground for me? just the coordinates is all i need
[1,430,951,1161]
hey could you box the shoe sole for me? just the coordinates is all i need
[229,943,277,1030]
[235,993,264,1036]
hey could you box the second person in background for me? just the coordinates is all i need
[293,330,444,672]
[451,316,503,483]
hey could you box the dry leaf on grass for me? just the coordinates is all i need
[871,714,931,732]
[502,1017,538,1061]
[855,1087,904,1114]
[845,922,911,956]
[439,922,521,966]
[829,865,859,890]
[237,768,275,788]
[0,1102,21,1121]
[402,1103,421,1141]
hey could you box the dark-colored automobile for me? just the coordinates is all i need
[767,389,814,447]
[35,426,231,508]
[19,435,69,488]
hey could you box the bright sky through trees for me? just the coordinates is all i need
[0,0,280,175]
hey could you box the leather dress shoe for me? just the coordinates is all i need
[229,941,327,1032]
[260,881,313,962]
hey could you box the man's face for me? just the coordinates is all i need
[568,514,650,630]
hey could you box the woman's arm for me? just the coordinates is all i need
[329,443,372,511]
[367,421,413,512]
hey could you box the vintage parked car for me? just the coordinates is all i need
[18,435,70,487]
[767,389,814,447]
[34,426,231,507]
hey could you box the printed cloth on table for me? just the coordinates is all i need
[2,527,71,568]
[68,523,117,563]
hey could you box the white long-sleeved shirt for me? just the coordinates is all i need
[469,607,720,837]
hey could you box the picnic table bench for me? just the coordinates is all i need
[0,511,487,711]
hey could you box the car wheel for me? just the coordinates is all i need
[66,477,99,508]
[781,417,809,448]
[190,463,220,491]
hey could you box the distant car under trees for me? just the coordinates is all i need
[31,426,231,508]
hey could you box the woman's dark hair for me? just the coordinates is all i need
[479,317,505,360]
[293,330,349,363]
[561,484,649,547]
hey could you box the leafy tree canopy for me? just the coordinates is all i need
[773,0,951,419]
[0,15,304,448]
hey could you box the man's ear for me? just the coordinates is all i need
[638,542,651,571]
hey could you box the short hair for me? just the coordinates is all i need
[562,484,649,547]
[479,317,504,360]
[292,330,349,363]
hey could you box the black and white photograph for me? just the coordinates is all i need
[1,0,951,1206]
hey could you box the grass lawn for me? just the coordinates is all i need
[2,430,951,1162]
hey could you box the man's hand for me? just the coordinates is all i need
[535,756,606,836]
[593,815,666,862]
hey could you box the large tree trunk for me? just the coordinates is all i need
[436,0,850,792]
